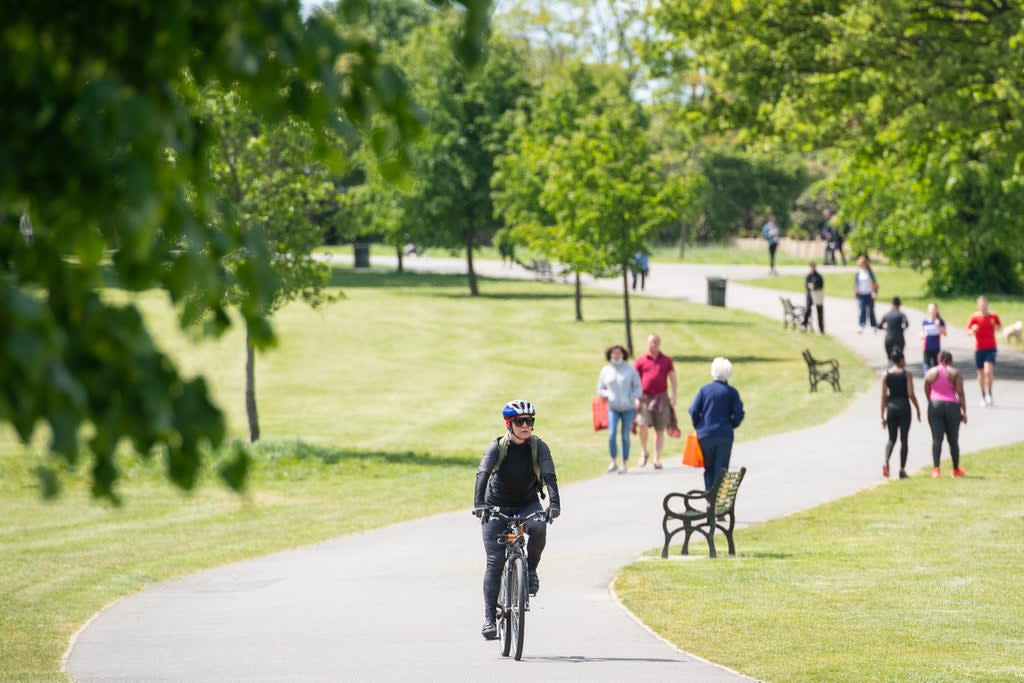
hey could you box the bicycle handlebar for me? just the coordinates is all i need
[476,506,553,524]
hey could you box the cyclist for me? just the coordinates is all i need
[473,400,561,641]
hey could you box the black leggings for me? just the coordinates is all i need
[928,401,961,469]
[884,405,911,469]
[480,498,546,620]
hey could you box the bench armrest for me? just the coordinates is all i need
[663,490,713,516]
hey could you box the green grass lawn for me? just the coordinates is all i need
[744,267,1024,327]
[615,441,1024,682]
[648,243,810,266]
[0,268,872,682]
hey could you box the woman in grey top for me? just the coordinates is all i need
[596,344,643,473]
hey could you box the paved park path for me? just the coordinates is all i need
[66,257,1024,682]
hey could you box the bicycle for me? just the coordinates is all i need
[487,507,551,661]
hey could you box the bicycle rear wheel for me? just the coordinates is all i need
[498,563,512,657]
[510,555,527,660]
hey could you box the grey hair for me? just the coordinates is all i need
[711,356,733,382]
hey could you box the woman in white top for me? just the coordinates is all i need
[596,344,643,473]
[853,254,879,333]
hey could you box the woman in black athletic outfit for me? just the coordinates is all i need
[879,348,921,478]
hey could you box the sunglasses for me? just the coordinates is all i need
[512,417,535,427]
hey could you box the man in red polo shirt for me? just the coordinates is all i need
[633,333,677,468]
[967,295,1002,407]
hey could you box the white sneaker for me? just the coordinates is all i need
[986,394,994,406]
[607,462,617,473]
[618,466,627,474]
[979,398,988,408]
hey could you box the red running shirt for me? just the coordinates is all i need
[967,312,1001,350]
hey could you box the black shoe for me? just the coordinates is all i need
[528,570,539,596]
[481,619,498,640]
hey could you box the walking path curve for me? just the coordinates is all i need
[67,257,1024,682]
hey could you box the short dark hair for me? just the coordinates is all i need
[892,296,901,307]
[890,347,904,365]
[605,344,630,361]
[940,350,954,364]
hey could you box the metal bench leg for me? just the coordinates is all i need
[720,514,737,555]
[661,519,681,559]
[681,526,694,555]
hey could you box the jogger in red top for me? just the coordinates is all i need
[966,295,1002,407]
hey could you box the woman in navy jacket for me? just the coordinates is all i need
[688,357,745,490]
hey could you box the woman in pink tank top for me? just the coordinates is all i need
[923,351,968,478]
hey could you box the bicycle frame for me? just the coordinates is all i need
[489,508,548,660]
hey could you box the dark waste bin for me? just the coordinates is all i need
[353,240,370,268]
[706,276,727,307]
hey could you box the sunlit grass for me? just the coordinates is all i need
[616,441,1024,683]
[0,269,873,681]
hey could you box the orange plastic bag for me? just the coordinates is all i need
[682,433,704,467]
[592,396,608,431]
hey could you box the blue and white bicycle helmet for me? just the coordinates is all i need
[502,399,536,421]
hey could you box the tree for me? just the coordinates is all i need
[650,0,1024,294]
[395,20,534,295]
[494,65,668,352]
[198,85,339,443]
[697,147,809,242]
[497,0,662,91]
[1,0,492,500]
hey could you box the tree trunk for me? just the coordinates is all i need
[396,244,404,274]
[245,329,260,443]
[622,267,634,356]
[466,228,479,296]
[574,272,583,322]
[678,218,690,257]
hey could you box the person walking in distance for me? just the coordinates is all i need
[689,357,745,490]
[596,344,642,474]
[920,303,947,372]
[923,351,968,478]
[879,348,921,479]
[820,210,837,265]
[801,261,825,333]
[761,214,780,275]
[473,400,561,640]
[832,218,848,266]
[853,255,879,333]
[634,333,677,469]
[630,251,650,291]
[967,295,1002,407]
[879,296,909,361]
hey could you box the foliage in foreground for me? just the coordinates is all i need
[617,441,1024,683]
[650,0,1024,295]
[1,1,491,500]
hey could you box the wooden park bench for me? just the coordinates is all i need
[661,467,747,559]
[802,348,841,392]
[780,296,806,330]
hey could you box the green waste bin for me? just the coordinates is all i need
[353,240,370,268]
[706,276,727,307]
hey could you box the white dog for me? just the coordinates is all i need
[1003,320,1023,343]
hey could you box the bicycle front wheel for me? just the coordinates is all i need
[498,562,512,657]
[510,555,527,660]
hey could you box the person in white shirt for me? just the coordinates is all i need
[853,254,879,333]
[596,344,643,473]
